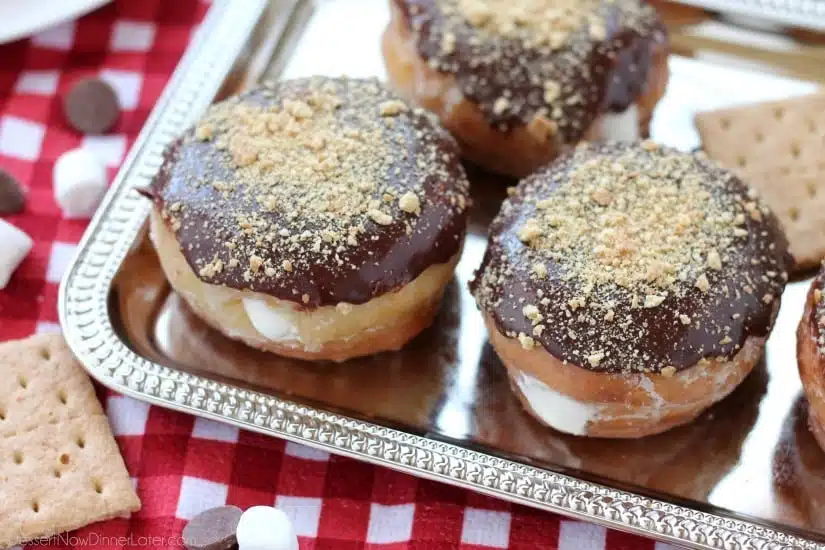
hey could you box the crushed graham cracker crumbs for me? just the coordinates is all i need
[399,0,664,142]
[471,142,789,374]
[379,100,408,116]
[707,249,722,270]
[194,124,212,141]
[695,274,710,293]
[588,351,604,367]
[518,333,536,350]
[399,192,421,215]
[152,77,470,308]
[643,294,666,308]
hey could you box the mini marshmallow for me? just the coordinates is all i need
[53,147,108,219]
[236,506,299,550]
[0,219,33,289]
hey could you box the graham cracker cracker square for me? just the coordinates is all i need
[696,93,825,271]
[744,167,825,271]
[0,334,140,548]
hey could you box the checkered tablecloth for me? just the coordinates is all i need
[0,1,674,548]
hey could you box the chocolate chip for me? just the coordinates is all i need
[182,505,243,550]
[63,78,120,134]
[0,169,25,214]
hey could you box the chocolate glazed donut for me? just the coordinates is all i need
[798,264,825,450]
[147,77,470,361]
[472,142,790,438]
[382,0,670,177]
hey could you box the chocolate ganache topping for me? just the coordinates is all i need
[149,77,470,308]
[394,0,666,142]
[812,264,825,357]
[471,142,790,374]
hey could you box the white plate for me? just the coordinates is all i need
[0,0,112,45]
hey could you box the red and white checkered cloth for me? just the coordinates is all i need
[0,2,674,548]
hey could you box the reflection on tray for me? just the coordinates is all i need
[114,247,460,430]
[473,346,767,502]
[112,236,767,504]
[774,398,825,528]
[111,165,792,516]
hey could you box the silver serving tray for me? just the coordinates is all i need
[672,0,825,30]
[59,0,825,548]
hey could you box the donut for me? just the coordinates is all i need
[473,341,765,497]
[797,263,825,449]
[143,282,462,426]
[471,141,790,438]
[146,77,470,362]
[381,0,670,177]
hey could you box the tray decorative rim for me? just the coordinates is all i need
[670,0,825,30]
[675,0,825,31]
[57,1,825,548]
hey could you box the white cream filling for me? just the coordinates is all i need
[514,371,603,436]
[601,103,639,142]
[243,297,301,343]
